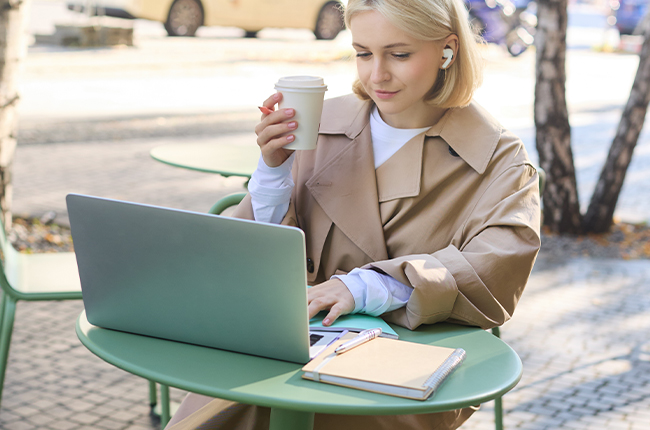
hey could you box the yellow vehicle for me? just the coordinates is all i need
[68,0,346,39]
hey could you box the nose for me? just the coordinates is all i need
[371,58,390,84]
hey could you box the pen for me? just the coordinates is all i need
[334,328,382,355]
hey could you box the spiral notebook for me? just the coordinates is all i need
[302,333,465,400]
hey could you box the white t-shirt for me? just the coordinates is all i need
[248,106,431,315]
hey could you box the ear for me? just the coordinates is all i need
[440,34,459,69]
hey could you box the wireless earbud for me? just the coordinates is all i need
[442,48,453,69]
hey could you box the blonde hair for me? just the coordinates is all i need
[344,0,484,108]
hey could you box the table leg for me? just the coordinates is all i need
[269,408,315,430]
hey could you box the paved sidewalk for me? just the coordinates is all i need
[1,256,648,430]
[11,133,256,226]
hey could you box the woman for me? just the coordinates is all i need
[166,0,540,428]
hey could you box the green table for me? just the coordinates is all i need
[150,142,259,179]
[76,311,521,430]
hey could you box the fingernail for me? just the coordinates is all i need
[285,108,294,116]
[323,318,330,325]
[287,135,295,142]
[274,93,280,100]
[288,122,297,129]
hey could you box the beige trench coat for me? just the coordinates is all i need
[166,94,541,430]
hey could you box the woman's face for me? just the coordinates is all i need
[349,10,448,129]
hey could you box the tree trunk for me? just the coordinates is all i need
[583,12,650,233]
[0,0,30,231]
[534,0,582,234]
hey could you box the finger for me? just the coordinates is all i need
[322,304,345,326]
[262,92,281,109]
[255,108,295,136]
[259,93,281,120]
[256,120,297,145]
[260,135,296,156]
[308,299,328,320]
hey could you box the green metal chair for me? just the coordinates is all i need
[0,217,162,415]
[209,192,248,215]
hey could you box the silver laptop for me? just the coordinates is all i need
[66,194,341,364]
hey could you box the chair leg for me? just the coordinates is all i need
[0,291,5,337]
[491,326,501,338]
[0,295,17,407]
[494,396,503,430]
[149,379,158,408]
[491,326,503,430]
[160,384,171,428]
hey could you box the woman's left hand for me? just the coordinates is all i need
[308,278,355,326]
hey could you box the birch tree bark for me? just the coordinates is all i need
[0,0,30,230]
[583,12,650,233]
[534,0,582,234]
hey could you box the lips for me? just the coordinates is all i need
[375,90,399,99]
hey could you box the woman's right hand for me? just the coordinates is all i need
[255,93,297,168]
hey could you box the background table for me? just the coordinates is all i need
[77,311,522,430]
[150,142,259,178]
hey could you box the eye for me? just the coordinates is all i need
[356,52,372,59]
[392,53,411,59]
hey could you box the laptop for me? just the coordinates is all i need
[66,193,342,364]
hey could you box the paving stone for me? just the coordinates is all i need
[69,411,102,425]
[627,412,650,424]
[109,409,145,422]
[65,400,96,413]
[124,425,158,430]
[38,406,75,420]
[90,405,124,418]
[10,405,42,418]
[2,421,38,430]
[605,419,632,430]
[95,418,135,430]
[47,419,80,430]
[563,419,592,429]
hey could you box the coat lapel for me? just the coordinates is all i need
[306,123,389,263]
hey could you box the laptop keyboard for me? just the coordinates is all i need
[309,333,324,346]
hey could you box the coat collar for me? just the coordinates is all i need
[318,94,371,139]
[319,95,503,174]
[425,101,503,174]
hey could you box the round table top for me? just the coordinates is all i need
[150,142,259,178]
[77,312,522,416]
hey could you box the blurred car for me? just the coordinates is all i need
[611,0,648,35]
[67,0,346,39]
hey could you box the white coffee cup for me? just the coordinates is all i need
[274,76,328,150]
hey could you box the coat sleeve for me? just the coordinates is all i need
[364,163,541,330]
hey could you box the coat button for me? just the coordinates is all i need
[306,258,315,273]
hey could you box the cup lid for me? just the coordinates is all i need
[275,76,326,89]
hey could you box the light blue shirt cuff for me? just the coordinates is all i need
[333,268,413,316]
[250,153,295,223]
